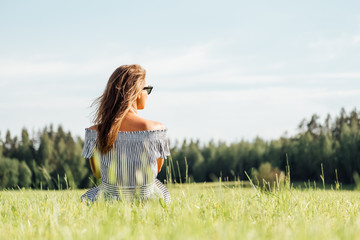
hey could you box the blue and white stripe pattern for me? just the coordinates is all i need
[81,128,171,204]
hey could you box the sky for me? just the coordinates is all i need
[0,0,360,144]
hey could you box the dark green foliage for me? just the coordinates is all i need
[0,108,359,189]
[0,125,91,189]
[0,157,20,188]
[162,108,360,185]
[18,161,32,187]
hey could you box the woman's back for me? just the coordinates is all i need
[80,64,171,204]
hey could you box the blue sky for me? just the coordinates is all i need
[1,0,360,143]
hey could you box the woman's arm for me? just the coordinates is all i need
[157,158,164,173]
[89,155,101,179]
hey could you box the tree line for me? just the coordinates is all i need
[0,108,359,189]
[160,108,360,185]
[0,126,90,189]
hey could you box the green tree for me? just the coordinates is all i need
[16,128,35,167]
[0,157,20,188]
[18,161,32,188]
[38,131,55,173]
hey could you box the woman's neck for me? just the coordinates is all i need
[128,107,138,115]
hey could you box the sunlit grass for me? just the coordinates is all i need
[0,184,359,240]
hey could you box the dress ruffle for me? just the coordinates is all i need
[81,179,171,204]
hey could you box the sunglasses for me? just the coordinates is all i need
[143,86,153,95]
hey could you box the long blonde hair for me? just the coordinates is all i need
[92,64,146,154]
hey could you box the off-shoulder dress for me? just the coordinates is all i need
[81,128,171,204]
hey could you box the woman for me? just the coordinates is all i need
[81,64,171,204]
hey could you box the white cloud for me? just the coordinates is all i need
[309,34,355,49]
[312,72,360,79]
[0,55,132,79]
[308,32,360,60]
[0,61,68,77]
[143,42,225,75]
[353,35,360,44]
[0,42,222,80]
[2,38,359,90]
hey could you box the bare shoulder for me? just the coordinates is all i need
[143,119,166,131]
[120,114,166,132]
[88,125,98,130]
[135,116,165,131]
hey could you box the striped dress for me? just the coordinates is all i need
[81,128,171,204]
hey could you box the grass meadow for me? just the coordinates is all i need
[0,182,360,240]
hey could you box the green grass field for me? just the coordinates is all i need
[1,183,360,240]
